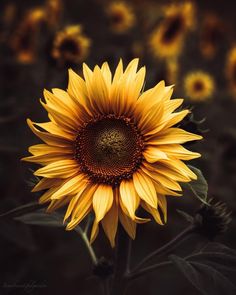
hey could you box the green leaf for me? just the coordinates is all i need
[182,165,208,205]
[0,202,46,219]
[170,255,236,295]
[15,209,65,228]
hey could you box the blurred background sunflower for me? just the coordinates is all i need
[0,0,236,294]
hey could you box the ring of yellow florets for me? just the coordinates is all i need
[74,114,144,186]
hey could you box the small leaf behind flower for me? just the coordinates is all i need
[0,202,46,219]
[170,254,236,295]
[182,165,208,205]
[15,209,64,227]
[176,209,194,223]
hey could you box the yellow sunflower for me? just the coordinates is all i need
[184,71,215,102]
[11,8,46,63]
[225,46,236,97]
[52,25,91,65]
[200,14,225,59]
[149,1,195,59]
[23,59,202,247]
[106,2,135,34]
[45,0,63,28]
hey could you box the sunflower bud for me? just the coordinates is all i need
[93,257,114,279]
[193,199,231,240]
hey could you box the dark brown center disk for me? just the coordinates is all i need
[193,80,204,92]
[74,116,144,186]
[162,16,184,44]
[59,38,81,59]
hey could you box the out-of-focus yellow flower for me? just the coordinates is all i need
[52,25,91,65]
[166,58,179,85]
[149,1,196,59]
[22,59,202,247]
[45,0,63,28]
[200,14,225,59]
[184,71,215,102]
[11,8,46,63]
[107,2,135,33]
[225,46,236,97]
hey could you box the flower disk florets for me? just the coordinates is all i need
[74,115,144,186]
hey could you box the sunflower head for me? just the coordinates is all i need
[23,59,202,247]
[149,1,195,59]
[200,14,225,59]
[184,71,215,102]
[225,46,236,98]
[194,199,232,240]
[11,8,46,63]
[45,0,63,28]
[106,2,135,34]
[52,25,91,65]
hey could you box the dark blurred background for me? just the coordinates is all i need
[0,0,236,294]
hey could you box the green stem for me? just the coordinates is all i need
[132,225,194,272]
[111,226,130,295]
[75,226,98,265]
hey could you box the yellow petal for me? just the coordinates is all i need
[112,59,123,84]
[67,69,94,117]
[40,100,78,132]
[39,187,59,203]
[22,153,72,165]
[47,196,71,213]
[89,65,110,114]
[164,98,184,114]
[162,110,190,130]
[141,201,164,225]
[143,146,168,163]
[33,122,75,139]
[138,102,164,133]
[64,182,90,222]
[91,185,114,243]
[136,81,165,113]
[141,166,182,191]
[158,194,167,223]
[66,184,96,230]
[93,185,113,223]
[28,144,73,156]
[101,62,112,89]
[144,161,190,183]
[156,144,201,160]
[149,128,203,145]
[101,189,118,247]
[119,179,139,219]
[133,170,157,208]
[32,178,61,192]
[27,119,71,147]
[51,174,87,199]
[34,159,78,178]
[118,209,136,240]
[159,158,198,180]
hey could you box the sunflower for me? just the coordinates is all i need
[200,14,225,59]
[23,59,202,247]
[11,8,45,63]
[45,0,63,28]
[225,46,236,97]
[106,2,135,34]
[184,71,215,102]
[149,1,195,59]
[52,25,91,66]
